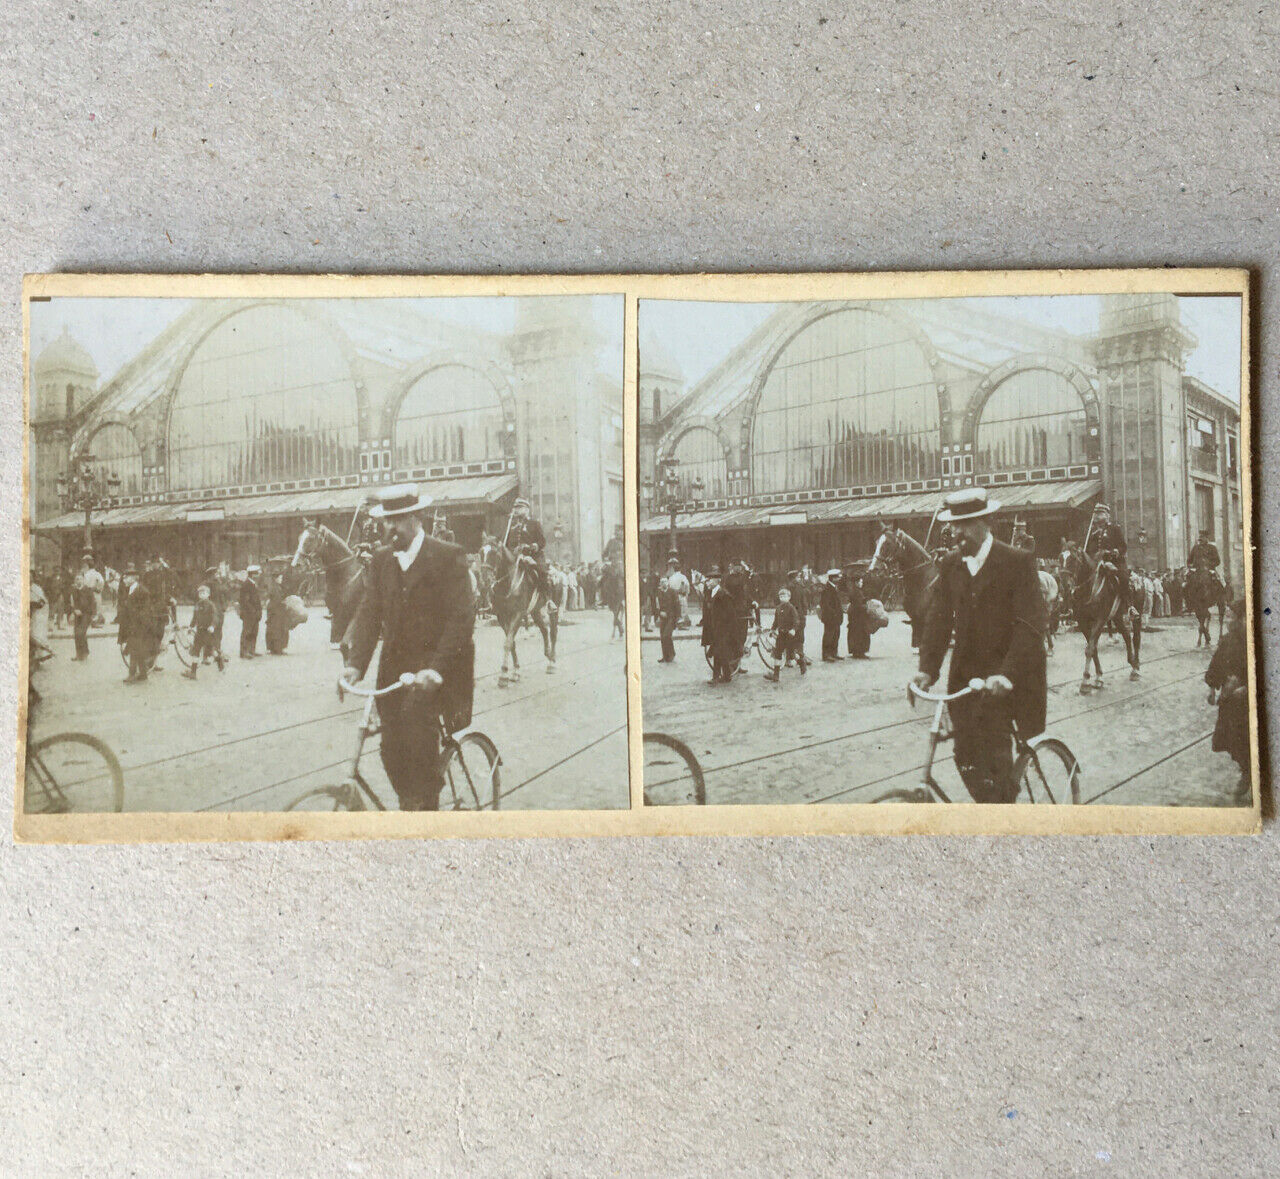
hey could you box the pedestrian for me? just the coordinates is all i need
[786,570,810,668]
[666,555,691,627]
[265,572,289,654]
[118,564,158,684]
[1205,598,1250,801]
[846,571,871,658]
[766,587,805,683]
[913,488,1048,804]
[342,484,476,812]
[700,566,739,684]
[239,565,262,658]
[79,553,104,626]
[70,574,94,660]
[183,585,225,679]
[657,575,679,663]
[819,569,844,661]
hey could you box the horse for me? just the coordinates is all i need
[1063,549,1141,693]
[292,519,369,655]
[1038,568,1061,655]
[1184,567,1227,648]
[480,540,558,686]
[867,526,939,648]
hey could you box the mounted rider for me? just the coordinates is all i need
[1188,529,1223,589]
[1010,516,1036,555]
[1084,503,1132,614]
[504,497,550,601]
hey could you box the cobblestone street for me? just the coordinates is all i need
[30,606,630,812]
[640,610,1243,807]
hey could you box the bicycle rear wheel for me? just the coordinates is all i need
[1016,737,1081,804]
[755,628,782,672]
[172,625,199,670]
[26,732,125,813]
[642,732,706,805]
[441,732,502,810]
[285,785,360,811]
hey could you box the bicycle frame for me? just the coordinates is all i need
[341,692,389,811]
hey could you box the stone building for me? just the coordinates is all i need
[32,298,622,578]
[640,294,1244,590]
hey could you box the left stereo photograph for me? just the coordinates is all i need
[20,278,630,835]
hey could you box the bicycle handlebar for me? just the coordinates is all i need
[907,677,989,704]
[337,671,417,702]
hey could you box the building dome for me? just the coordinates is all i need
[639,331,683,383]
[34,327,98,379]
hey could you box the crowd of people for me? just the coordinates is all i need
[642,496,1249,801]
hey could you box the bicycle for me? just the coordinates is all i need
[285,674,502,811]
[702,601,784,676]
[871,678,1081,804]
[642,731,707,806]
[25,644,125,813]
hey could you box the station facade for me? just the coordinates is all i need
[32,298,623,580]
[639,295,1244,591]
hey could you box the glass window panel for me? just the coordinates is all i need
[975,369,1088,474]
[168,304,360,490]
[669,426,727,499]
[395,364,505,469]
[749,308,939,494]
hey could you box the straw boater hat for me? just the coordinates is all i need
[826,568,842,580]
[513,497,531,510]
[368,483,433,518]
[706,565,723,578]
[937,487,1002,522]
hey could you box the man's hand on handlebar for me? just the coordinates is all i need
[910,671,935,694]
[340,665,360,688]
[412,668,443,693]
[983,674,1014,697]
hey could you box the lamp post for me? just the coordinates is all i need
[645,456,704,560]
[56,452,120,557]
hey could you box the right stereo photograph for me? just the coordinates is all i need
[636,292,1253,810]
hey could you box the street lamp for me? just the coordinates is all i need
[57,452,120,555]
[649,456,704,559]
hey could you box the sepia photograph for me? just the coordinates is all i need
[638,289,1256,811]
[22,285,628,821]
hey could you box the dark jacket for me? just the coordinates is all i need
[346,534,476,732]
[239,577,262,623]
[772,601,800,634]
[193,598,216,634]
[118,583,158,657]
[1189,540,1221,571]
[919,540,1048,739]
[1086,523,1127,563]
[701,584,739,662]
[1206,613,1249,768]
[507,517,546,553]
[819,582,843,625]
[657,583,680,626]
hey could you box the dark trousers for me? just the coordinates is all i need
[951,697,1018,803]
[658,614,676,661]
[240,616,260,656]
[192,629,215,659]
[73,621,90,659]
[822,618,841,659]
[126,643,150,681]
[776,632,801,664]
[377,693,444,811]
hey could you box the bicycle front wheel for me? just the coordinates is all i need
[442,732,502,810]
[26,732,125,813]
[285,785,360,811]
[870,787,932,804]
[1016,737,1081,804]
[172,625,198,670]
[642,732,706,806]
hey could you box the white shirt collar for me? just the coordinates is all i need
[962,531,994,577]
[394,527,425,572]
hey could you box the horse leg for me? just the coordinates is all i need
[1127,614,1141,679]
[1080,628,1095,693]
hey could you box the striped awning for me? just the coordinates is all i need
[34,473,520,533]
[639,479,1102,534]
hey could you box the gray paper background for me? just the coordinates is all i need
[2,2,1277,1175]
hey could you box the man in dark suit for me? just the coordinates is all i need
[913,488,1047,803]
[342,485,476,811]
[656,576,680,663]
[819,570,844,661]
[239,565,263,658]
[700,566,739,684]
[117,564,158,684]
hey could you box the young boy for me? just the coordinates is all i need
[183,585,226,679]
[766,586,806,683]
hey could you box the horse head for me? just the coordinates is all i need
[868,527,897,572]
[293,518,321,567]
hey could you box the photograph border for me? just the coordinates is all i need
[16,268,1259,842]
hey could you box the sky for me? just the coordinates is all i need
[29,295,624,387]
[639,294,1243,402]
